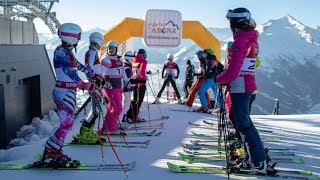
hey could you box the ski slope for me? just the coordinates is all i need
[1,93,320,180]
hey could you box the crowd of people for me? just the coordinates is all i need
[41,7,270,174]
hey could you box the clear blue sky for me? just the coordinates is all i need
[35,0,320,33]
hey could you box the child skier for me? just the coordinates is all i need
[100,40,125,132]
[125,49,149,123]
[154,53,182,104]
[119,51,135,124]
[77,32,104,144]
[184,60,195,99]
[40,23,100,166]
[215,8,267,173]
[196,50,222,112]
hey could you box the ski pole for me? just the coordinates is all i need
[145,86,152,129]
[94,92,105,162]
[148,74,157,97]
[97,99,128,177]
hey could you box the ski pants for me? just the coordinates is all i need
[102,88,123,132]
[231,92,266,165]
[183,79,193,98]
[249,93,256,113]
[126,85,146,121]
[198,79,219,107]
[85,93,99,125]
[119,91,132,123]
[46,88,75,150]
[157,76,181,99]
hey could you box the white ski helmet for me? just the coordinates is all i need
[106,40,118,48]
[167,53,174,60]
[58,23,82,46]
[123,51,135,63]
[89,32,104,48]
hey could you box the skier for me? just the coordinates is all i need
[154,53,182,104]
[77,32,104,144]
[183,60,195,99]
[203,49,223,113]
[41,23,100,166]
[119,51,135,124]
[125,49,149,123]
[272,98,279,115]
[196,50,223,112]
[185,51,209,108]
[100,40,125,132]
[215,8,267,173]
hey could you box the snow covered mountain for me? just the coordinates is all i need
[38,15,320,115]
[255,15,320,115]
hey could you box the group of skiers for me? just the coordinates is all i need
[42,23,150,166]
[41,6,269,174]
[153,50,223,115]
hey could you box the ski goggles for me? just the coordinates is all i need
[226,10,251,20]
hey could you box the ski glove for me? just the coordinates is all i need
[88,73,104,88]
[77,80,96,94]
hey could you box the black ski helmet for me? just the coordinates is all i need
[137,49,147,59]
[226,8,255,30]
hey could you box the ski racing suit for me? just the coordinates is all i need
[156,62,181,100]
[84,46,101,124]
[100,55,125,132]
[45,45,95,150]
[119,63,133,122]
[184,64,194,98]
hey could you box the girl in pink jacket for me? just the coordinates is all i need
[216,8,266,174]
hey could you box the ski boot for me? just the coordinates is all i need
[153,97,161,104]
[195,106,209,113]
[34,147,80,168]
[117,122,129,130]
[228,131,239,141]
[77,121,99,144]
[212,108,221,114]
[229,159,267,175]
[238,160,267,175]
[133,117,146,123]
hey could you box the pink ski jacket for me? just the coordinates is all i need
[216,29,259,93]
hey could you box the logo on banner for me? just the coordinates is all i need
[143,9,182,47]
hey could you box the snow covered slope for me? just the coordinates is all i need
[0,93,320,180]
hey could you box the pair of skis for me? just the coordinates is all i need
[65,139,150,148]
[108,129,161,137]
[0,161,136,171]
[167,162,317,179]
[182,148,295,157]
[177,152,304,164]
[123,122,165,131]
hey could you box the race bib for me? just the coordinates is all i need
[241,58,256,72]
[133,67,141,77]
[166,68,174,75]
[104,67,124,77]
